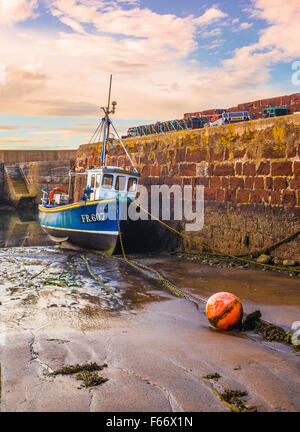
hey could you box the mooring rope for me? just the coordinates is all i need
[80,254,113,295]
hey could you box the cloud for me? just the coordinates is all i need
[58,15,86,34]
[0,0,38,26]
[57,126,95,135]
[0,124,19,131]
[27,98,99,117]
[49,1,227,56]
[0,136,28,143]
[239,22,253,30]
[0,2,230,122]
[193,7,227,25]
[0,63,48,112]
[0,0,299,151]
[72,122,95,126]
[252,0,300,58]
[0,124,42,130]
[200,39,226,51]
[201,28,222,38]
[224,0,300,83]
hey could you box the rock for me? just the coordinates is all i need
[273,257,281,265]
[256,254,271,264]
[283,259,296,267]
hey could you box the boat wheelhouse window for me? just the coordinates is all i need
[115,175,126,191]
[96,174,101,188]
[128,177,137,192]
[102,174,114,189]
[90,174,95,188]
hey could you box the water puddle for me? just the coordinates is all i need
[0,210,52,248]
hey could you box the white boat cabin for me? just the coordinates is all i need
[86,166,140,201]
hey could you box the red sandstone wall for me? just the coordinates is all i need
[184,93,300,120]
[75,115,300,260]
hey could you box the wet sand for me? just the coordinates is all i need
[0,247,299,412]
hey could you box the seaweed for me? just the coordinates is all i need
[50,362,108,376]
[220,390,256,412]
[202,380,257,412]
[75,371,108,388]
[40,279,67,287]
[233,310,298,350]
[203,372,221,381]
[50,362,109,389]
[256,321,293,344]
[235,310,262,331]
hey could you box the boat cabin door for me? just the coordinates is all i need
[89,172,101,201]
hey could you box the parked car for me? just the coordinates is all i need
[262,107,289,118]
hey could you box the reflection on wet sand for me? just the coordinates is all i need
[0,211,51,248]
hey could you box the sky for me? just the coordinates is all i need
[0,0,299,149]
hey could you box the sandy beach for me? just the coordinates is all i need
[0,246,299,412]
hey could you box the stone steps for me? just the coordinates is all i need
[5,164,30,195]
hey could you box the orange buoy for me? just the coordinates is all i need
[206,292,243,331]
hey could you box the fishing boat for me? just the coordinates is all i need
[38,76,140,255]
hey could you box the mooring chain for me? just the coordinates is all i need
[80,254,125,309]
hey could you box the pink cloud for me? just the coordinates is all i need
[0,0,38,26]
[224,0,300,81]
[0,0,298,147]
[50,1,227,55]
[193,7,227,26]
[239,22,253,30]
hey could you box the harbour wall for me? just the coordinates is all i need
[0,150,76,163]
[75,115,300,260]
[0,150,76,206]
[20,160,75,202]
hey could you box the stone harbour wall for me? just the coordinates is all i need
[0,150,76,206]
[0,150,76,163]
[20,160,75,202]
[75,114,300,260]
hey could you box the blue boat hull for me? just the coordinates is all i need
[38,198,126,255]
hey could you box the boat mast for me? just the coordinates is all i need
[98,75,137,171]
[101,74,115,166]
